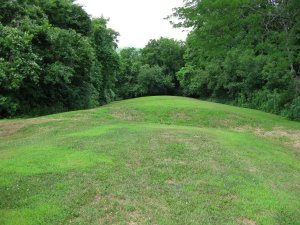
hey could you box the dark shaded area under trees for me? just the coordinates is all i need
[1,0,299,120]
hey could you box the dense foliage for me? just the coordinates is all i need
[171,0,300,120]
[1,0,299,120]
[0,0,119,117]
[115,38,185,99]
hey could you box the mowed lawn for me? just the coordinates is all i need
[0,96,299,225]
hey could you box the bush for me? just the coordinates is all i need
[0,96,18,118]
[285,97,300,121]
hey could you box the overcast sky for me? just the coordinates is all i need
[75,0,188,48]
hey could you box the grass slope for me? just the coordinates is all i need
[0,96,299,225]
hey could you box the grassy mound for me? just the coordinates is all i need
[0,96,299,224]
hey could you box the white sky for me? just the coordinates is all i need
[75,0,188,48]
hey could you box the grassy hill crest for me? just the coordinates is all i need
[0,96,299,224]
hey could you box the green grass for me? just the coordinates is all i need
[0,96,299,225]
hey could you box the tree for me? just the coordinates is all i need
[0,0,120,117]
[0,23,40,116]
[40,0,92,35]
[136,65,174,96]
[116,48,142,99]
[171,0,300,120]
[141,38,185,94]
[91,18,120,103]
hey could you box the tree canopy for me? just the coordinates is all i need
[1,0,299,120]
[170,0,300,120]
[0,0,119,117]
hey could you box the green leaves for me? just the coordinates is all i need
[141,38,185,76]
[0,0,120,117]
[0,24,40,91]
[137,65,174,96]
[171,0,300,120]
[91,18,120,104]
[44,62,74,84]
[116,38,185,99]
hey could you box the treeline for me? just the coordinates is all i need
[0,0,119,117]
[0,0,184,118]
[116,38,185,99]
[171,0,300,120]
[1,0,300,120]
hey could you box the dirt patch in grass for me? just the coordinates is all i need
[0,118,63,137]
[294,141,300,149]
[171,112,191,120]
[223,194,239,201]
[110,108,142,121]
[233,126,253,132]
[89,192,149,224]
[166,179,178,185]
[233,126,300,150]
[216,114,243,128]
[237,217,257,225]
[218,119,236,127]
[126,211,144,225]
[160,130,192,141]
[255,127,300,150]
